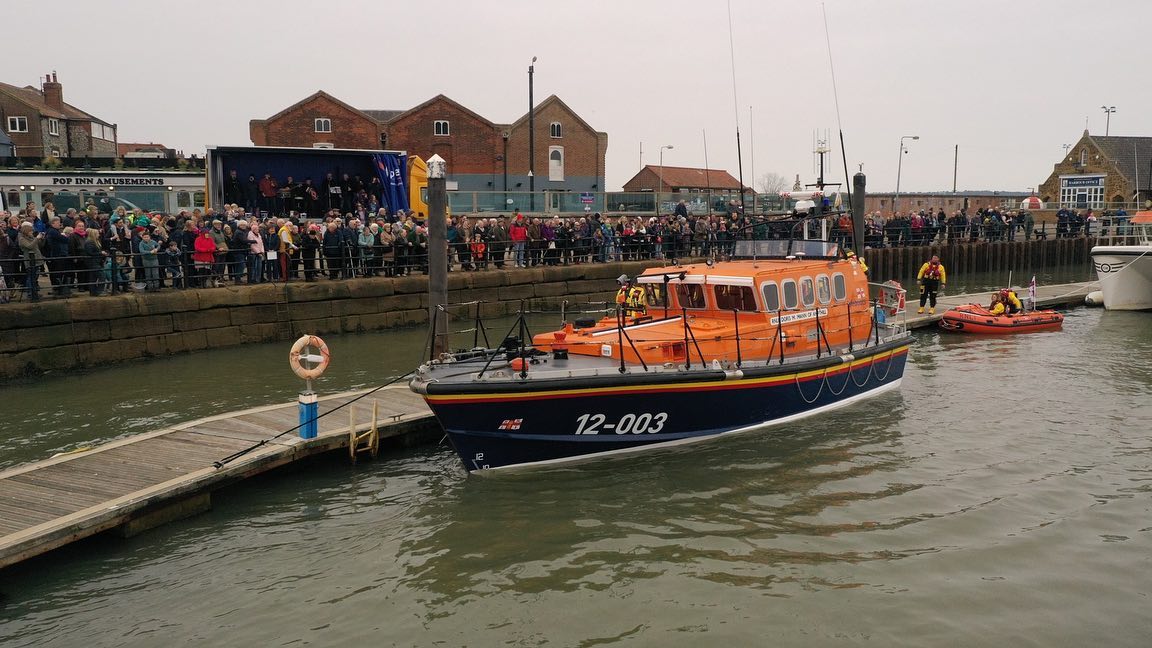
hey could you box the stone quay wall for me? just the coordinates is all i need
[0,237,1094,379]
[0,261,656,379]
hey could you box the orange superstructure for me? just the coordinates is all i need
[533,257,879,367]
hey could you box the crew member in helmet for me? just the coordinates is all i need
[916,254,947,315]
[987,288,1023,316]
[615,274,630,307]
[846,250,869,276]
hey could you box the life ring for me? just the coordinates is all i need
[289,334,330,380]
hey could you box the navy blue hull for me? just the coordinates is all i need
[422,344,910,472]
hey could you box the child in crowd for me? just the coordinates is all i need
[102,251,133,293]
[162,240,184,289]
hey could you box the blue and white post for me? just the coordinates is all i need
[299,379,318,439]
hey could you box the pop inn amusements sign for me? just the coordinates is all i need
[50,177,167,186]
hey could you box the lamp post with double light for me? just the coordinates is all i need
[1101,105,1116,135]
[894,135,919,216]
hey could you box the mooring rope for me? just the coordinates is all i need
[212,370,416,469]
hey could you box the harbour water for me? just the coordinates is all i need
[2,268,1151,646]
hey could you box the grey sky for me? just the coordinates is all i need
[10,0,1150,194]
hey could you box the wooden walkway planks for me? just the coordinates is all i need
[0,385,434,570]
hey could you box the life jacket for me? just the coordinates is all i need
[627,286,646,309]
[615,286,628,304]
[1002,290,1022,313]
[923,262,942,280]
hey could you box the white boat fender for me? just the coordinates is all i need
[724,369,745,380]
[1085,290,1105,307]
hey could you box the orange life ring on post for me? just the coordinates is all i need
[289,334,330,380]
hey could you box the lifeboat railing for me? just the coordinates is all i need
[868,281,909,342]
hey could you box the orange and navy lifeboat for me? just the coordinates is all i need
[939,304,1063,334]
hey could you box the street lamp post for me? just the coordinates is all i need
[657,144,673,214]
[894,135,919,215]
[1101,105,1116,136]
[528,56,536,211]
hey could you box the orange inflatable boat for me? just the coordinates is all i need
[938,304,1064,334]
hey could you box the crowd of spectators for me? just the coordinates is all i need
[0,196,1119,304]
[842,206,1102,249]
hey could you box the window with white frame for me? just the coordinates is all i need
[7,116,28,133]
[90,122,113,140]
[550,121,562,138]
[434,120,450,136]
[314,118,332,133]
[48,118,60,136]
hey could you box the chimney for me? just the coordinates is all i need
[43,71,63,111]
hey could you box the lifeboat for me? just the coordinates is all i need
[938,304,1063,334]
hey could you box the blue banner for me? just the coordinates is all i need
[373,153,409,214]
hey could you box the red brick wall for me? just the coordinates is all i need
[505,100,604,183]
[385,97,501,174]
[254,95,381,149]
[0,97,44,155]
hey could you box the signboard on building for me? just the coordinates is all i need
[1060,176,1104,188]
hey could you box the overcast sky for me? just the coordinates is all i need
[9,0,1150,193]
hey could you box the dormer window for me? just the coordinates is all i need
[314,118,332,133]
[434,120,450,136]
[550,122,562,138]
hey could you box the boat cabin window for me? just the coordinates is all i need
[714,284,758,311]
[800,277,816,307]
[674,283,707,309]
[833,273,847,301]
[782,279,798,310]
[817,274,832,304]
[761,281,780,312]
[646,284,666,308]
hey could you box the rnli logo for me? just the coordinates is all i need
[1094,261,1127,274]
[498,419,523,430]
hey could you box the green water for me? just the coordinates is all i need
[5,266,1152,646]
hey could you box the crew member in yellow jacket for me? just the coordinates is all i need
[916,255,947,314]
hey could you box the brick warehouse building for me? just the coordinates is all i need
[250,91,607,197]
[0,73,117,159]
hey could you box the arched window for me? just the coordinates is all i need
[314,118,332,133]
[434,120,450,136]
[548,146,564,182]
[550,122,562,138]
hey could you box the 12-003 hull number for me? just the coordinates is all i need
[575,412,668,435]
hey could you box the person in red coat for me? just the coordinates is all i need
[192,229,218,287]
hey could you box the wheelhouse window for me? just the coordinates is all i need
[7,116,28,133]
[816,274,832,304]
[314,118,332,133]
[550,121,562,138]
[714,285,758,311]
[782,279,798,310]
[674,283,707,309]
[761,281,780,312]
[434,120,450,136]
[799,276,815,307]
[832,273,847,301]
